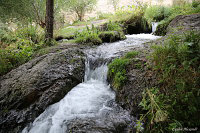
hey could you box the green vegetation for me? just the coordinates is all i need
[108,51,139,89]
[64,0,97,21]
[144,6,171,24]
[0,25,57,76]
[75,25,102,45]
[139,31,200,132]
[73,21,126,45]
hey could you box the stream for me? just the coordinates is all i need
[22,34,160,133]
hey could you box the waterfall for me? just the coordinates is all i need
[22,34,161,133]
[152,22,159,33]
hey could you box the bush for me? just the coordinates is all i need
[15,25,45,44]
[0,24,46,75]
[140,31,200,132]
[144,6,172,24]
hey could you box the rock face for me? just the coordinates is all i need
[0,48,85,133]
[155,13,200,36]
[167,13,200,34]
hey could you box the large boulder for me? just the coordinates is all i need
[98,31,126,43]
[155,13,200,36]
[0,48,85,133]
[167,13,200,34]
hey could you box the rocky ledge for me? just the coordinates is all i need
[0,47,85,133]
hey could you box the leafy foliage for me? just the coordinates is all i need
[140,31,200,132]
[65,0,97,21]
[108,0,120,11]
[0,25,48,75]
[75,25,102,45]
[144,6,171,24]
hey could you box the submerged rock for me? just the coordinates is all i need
[0,48,85,133]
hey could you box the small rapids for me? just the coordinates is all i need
[22,34,160,133]
[152,22,159,33]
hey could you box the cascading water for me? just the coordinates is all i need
[152,22,159,33]
[22,34,161,133]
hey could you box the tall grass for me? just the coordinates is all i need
[140,31,200,132]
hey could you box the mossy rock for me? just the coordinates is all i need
[98,31,126,43]
[55,34,75,41]
[154,21,170,36]
[75,35,102,45]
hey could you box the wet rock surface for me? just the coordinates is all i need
[108,45,159,118]
[66,101,135,133]
[0,47,85,133]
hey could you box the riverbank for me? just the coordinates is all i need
[108,13,200,132]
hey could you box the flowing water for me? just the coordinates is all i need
[152,22,159,33]
[22,34,160,133]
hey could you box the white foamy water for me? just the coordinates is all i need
[22,34,160,133]
[152,22,159,33]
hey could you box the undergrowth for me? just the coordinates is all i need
[75,22,125,45]
[0,24,55,76]
[139,31,200,132]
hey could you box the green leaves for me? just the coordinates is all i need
[141,31,200,131]
[64,0,97,21]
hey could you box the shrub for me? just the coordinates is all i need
[106,21,122,31]
[144,6,172,24]
[140,31,200,132]
[0,24,47,76]
[154,0,200,35]
[75,34,102,45]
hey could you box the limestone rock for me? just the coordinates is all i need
[0,48,85,133]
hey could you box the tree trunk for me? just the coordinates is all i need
[45,0,54,41]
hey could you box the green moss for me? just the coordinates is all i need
[75,35,102,45]
[108,51,140,89]
[98,31,126,43]
[108,58,129,89]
